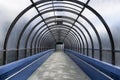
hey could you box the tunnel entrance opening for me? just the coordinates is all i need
[55,42,64,52]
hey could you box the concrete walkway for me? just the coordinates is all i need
[27,52,90,80]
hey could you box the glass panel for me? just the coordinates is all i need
[94,50,100,59]
[62,18,74,23]
[89,0,120,65]
[78,17,99,50]
[47,22,56,26]
[75,22,92,48]
[115,52,120,67]
[37,1,52,8]
[27,22,46,48]
[54,1,83,9]
[19,17,42,49]
[78,0,88,3]
[73,26,86,48]
[55,11,78,19]
[0,51,3,65]
[42,12,54,19]
[102,50,112,64]
[7,8,38,49]
[53,2,82,12]
[45,18,56,23]
[19,49,26,59]
[63,22,72,27]
[0,0,31,50]
[38,3,52,11]
[6,50,17,63]
[83,8,111,49]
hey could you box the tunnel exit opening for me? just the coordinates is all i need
[55,42,64,52]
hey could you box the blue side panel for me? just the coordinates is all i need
[9,52,52,80]
[66,52,110,80]
[0,49,54,80]
[65,49,120,80]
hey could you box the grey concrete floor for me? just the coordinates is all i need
[27,52,90,80]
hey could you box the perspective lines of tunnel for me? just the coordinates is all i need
[28,51,90,80]
[1,0,120,80]
[1,0,117,65]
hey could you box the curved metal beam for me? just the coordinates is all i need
[31,25,80,52]
[39,29,78,52]
[3,0,114,64]
[37,28,80,51]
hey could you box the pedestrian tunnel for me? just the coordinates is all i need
[0,0,120,80]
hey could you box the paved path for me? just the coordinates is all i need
[28,52,90,80]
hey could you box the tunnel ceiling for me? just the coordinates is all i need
[1,0,120,65]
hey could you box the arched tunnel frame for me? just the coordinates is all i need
[3,0,115,65]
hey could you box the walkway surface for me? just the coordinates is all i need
[27,52,90,80]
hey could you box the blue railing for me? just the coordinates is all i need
[0,49,54,80]
[65,49,120,80]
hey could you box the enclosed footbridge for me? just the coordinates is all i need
[0,0,120,80]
